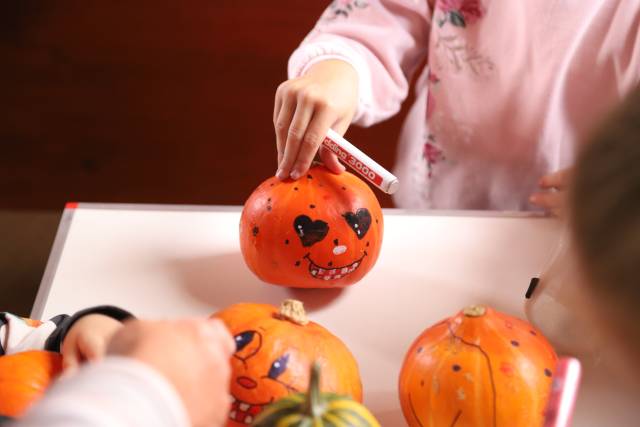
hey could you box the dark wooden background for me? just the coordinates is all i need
[0,1,412,209]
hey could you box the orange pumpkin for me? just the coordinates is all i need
[0,350,63,417]
[212,299,362,427]
[398,306,558,427]
[240,165,383,288]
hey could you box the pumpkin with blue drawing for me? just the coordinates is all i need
[212,299,362,427]
[398,305,558,427]
[251,362,380,427]
[240,164,383,288]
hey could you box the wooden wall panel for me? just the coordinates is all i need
[0,1,411,209]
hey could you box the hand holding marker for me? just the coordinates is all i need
[323,129,399,195]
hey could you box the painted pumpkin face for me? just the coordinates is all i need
[0,350,63,418]
[212,300,362,427]
[399,306,558,427]
[240,165,383,288]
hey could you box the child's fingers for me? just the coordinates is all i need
[273,83,285,126]
[275,96,296,175]
[291,108,337,178]
[279,101,314,180]
[77,333,106,362]
[529,191,565,217]
[201,318,235,356]
[62,351,79,372]
[319,147,345,174]
[539,169,571,189]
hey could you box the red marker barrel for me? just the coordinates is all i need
[322,129,399,194]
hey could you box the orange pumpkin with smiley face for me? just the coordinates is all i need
[212,299,362,426]
[240,165,383,288]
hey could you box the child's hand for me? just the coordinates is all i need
[274,59,359,180]
[61,314,124,371]
[530,168,573,217]
[107,318,234,427]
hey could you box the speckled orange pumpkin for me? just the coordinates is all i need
[398,306,558,427]
[0,350,63,417]
[212,299,362,427]
[239,165,383,288]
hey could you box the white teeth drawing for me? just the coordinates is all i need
[304,253,367,281]
[229,411,237,419]
[245,416,253,423]
[239,403,250,411]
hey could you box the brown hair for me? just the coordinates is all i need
[570,87,640,360]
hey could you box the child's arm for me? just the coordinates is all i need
[1,306,133,368]
[276,0,431,180]
[14,318,234,427]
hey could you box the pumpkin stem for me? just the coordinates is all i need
[463,305,486,317]
[304,362,324,418]
[276,299,309,326]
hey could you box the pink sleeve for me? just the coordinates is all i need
[288,0,431,127]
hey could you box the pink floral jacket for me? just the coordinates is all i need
[289,0,640,210]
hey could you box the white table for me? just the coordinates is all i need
[33,203,638,426]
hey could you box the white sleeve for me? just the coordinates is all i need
[13,357,189,427]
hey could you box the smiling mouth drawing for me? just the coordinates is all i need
[304,252,367,281]
[229,395,272,425]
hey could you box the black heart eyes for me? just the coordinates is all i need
[343,208,372,239]
[234,331,255,352]
[293,215,329,247]
[268,354,289,379]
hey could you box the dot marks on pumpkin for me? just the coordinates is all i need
[333,238,339,246]
[341,186,346,191]
[294,187,299,191]
[417,346,424,354]
[252,226,259,237]
[529,330,538,336]
[452,364,461,372]
[309,204,316,209]
[446,322,498,426]
[267,205,272,211]
[544,368,552,377]
[285,239,289,245]
[328,261,333,267]
[307,174,313,179]
[366,241,370,247]
[420,380,425,387]
[295,261,300,267]
[510,340,520,347]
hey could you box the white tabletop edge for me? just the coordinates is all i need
[31,208,77,319]
[68,202,550,218]
[30,203,548,318]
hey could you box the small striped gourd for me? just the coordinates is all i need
[251,363,380,427]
